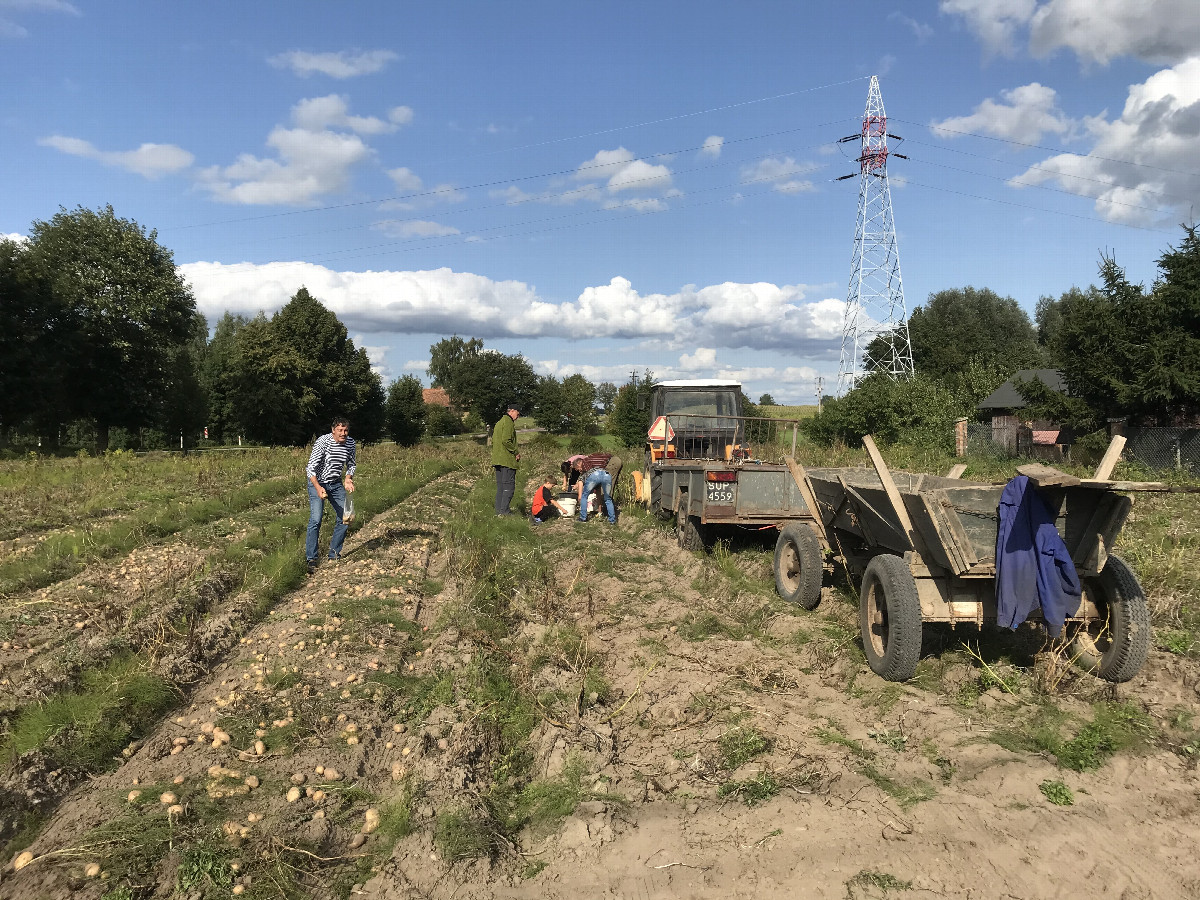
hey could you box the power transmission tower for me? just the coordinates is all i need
[835,75,913,396]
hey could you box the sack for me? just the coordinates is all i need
[343,493,356,523]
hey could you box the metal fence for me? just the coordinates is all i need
[650,414,806,465]
[1124,427,1200,473]
[964,421,1200,474]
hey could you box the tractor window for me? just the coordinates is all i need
[662,391,738,418]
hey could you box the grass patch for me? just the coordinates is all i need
[846,869,912,895]
[859,764,936,809]
[434,808,499,862]
[718,771,780,805]
[992,701,1152,772]
[3,653,175,771]
[1039,779,1074,806]
[718,726,772,770]
[816,725,875,760]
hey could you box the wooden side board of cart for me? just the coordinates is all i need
[770,435,1182,684]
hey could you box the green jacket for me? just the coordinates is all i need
[491,414,518,468]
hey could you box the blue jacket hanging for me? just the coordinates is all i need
[995,475,1082,636]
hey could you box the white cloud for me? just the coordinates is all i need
[269,49,398,79]
[1008,56,1200,224]
[1029,0,1200,65]
[0,0,78,38]
[741,157,818,194]
[942,0,1200,65]
[700,135,724,158]
[386,167,422,192]
[939,0,1037,57]
[931,82,1076,143]
[180,261,843,353]
[3,232,27,243]
[198,127,372,205]
[575,147,673,193]
[373,219,460,238]
[388,106,414,126]
[38,136,194,178]
[889,11,934,41]
[680,348,717,370]
[291,95,395,135]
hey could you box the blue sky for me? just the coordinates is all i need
[3,0,1198,403]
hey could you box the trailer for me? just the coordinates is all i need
[641,382,1163,684]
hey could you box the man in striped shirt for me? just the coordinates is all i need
[305,417,356,573]
[572,452,616,524]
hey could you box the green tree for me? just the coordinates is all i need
[1045,233,1200,424]
[597,381,618,413]
[804,373,962,450]
[385,375,427,446]
[22,205,199,450]
[0,237,70,436]
[445,350,538,426]
[758,393,775,406]
[426,405,464,437]
[611,370,655,449]
[200,312,248,443]
[229,288,385,445]
[869,287,1044,398]
[534,375,568,433]
[561,374,597,435]
[427,336,483,389]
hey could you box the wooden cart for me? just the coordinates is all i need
[774,436,1167,683]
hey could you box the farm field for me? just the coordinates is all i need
[2,441,1199,900]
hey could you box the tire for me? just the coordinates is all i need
[774,523,823,610]
[676,500,707,551]
[1071,554,1151,683]
[859,554,923,682]
[647,450,671,520]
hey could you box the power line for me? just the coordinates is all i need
[894,118,1200,181]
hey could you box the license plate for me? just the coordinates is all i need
[706,481,735,504]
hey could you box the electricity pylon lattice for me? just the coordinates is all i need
[836,75,913,396]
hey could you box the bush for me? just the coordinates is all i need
[804,373,963,450]
[426,405,464,437]
[385,375,426,446]
[567,433,602,454]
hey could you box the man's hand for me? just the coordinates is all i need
[515,452,521,462]
[316,485,328,500]
[345,477,356,494]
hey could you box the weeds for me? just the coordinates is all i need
[846,869,913,897]
[718,726,772,770]
[1039,779,1074,806]
[859,764,936,809]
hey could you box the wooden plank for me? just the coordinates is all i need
[783,456,830,549]
[912,493,966,574]
[925,489,979,574]
[840,479,909,553]
[1078,479,1200,493]
[1016,463,1081,487]
[1092,434,1127,481]
[862,435,928,558]
[945,464,968,479]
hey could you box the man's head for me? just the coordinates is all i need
[506,402,520,420]
[331,417,350,442]
[543,475,556,487]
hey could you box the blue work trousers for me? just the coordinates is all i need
[307,480,348,562]
[580,470,616,523]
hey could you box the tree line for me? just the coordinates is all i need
[807,225,1200,449]
[0,205,633,453]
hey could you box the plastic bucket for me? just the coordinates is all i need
[559,497,578,517]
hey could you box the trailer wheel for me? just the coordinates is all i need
[676,498,708,551]
[859,554,923,682]
[774,523,822,610]
[1071,555,1151,683]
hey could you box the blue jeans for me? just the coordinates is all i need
[579,470,615,523]
[307,480,348,561]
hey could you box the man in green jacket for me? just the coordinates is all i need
[492,402,521,516]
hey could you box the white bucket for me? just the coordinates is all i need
[558,497,578,517]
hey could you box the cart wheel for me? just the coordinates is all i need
[774,523,822,610]
[1071,555,1151,683]
[676,501,707,552]
[859,554,923,682]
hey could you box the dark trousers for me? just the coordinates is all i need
[494,465,516,514]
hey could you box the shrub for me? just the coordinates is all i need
[803,373,963,450]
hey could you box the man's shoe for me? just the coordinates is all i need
[306,560,318,575]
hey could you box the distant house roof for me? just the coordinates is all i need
[977,369,1066,411]
[423,388,451,407]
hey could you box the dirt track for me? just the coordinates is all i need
[4,468,1199,900]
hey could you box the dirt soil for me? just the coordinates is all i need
[4,470,1200,900]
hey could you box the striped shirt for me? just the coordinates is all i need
[578,452,611,475]
[306,433,357,485]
